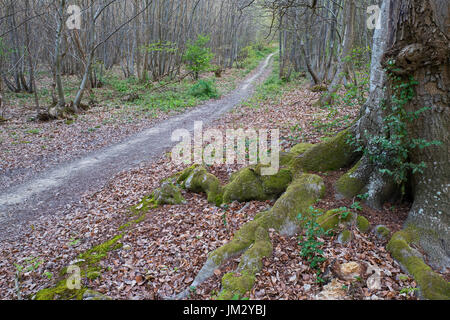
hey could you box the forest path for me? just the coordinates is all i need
[0,53,274,242]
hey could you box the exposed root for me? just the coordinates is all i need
[290,129,360,173]
[163,133,446,300]
[217,227,273,299]
[33,235,123,300]
[223,166,292,203]
[172,173,326,300]
[335,157,372,200]
[177,166,223,206]
[334,152,399,209]
[387,227,450,300]
[153,181,186,205]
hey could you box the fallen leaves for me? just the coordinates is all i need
[0,78,436,301]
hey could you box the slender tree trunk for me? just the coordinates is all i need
[54,0,67,111]
[320,0,356,106]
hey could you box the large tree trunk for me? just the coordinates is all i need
[346,0,449,271]
[388,0,449,271]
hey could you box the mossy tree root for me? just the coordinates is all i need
[334,153,398,209]
[290,129,360,173]
[173,173,326,300]
[387,228,450,300]
[34,235,124,300]
[177,165,224,206]
[169,131,362,299]
[217,226,273,299]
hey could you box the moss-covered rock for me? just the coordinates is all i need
[153,182,186,205]
[317,209,341,232]
[356,216,371,233]
[290,129,358,173]
[387,228,450,300]
[374,225,391,241]
[338,230,353,245]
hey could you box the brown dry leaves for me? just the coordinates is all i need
[0,82,419,301]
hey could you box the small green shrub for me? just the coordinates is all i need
[297,207,330,283]
[188,79,219,99]
[183,35,214,80]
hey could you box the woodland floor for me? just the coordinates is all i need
[0,67,247,191]
[0,59,437,300]
[0,54,273,242]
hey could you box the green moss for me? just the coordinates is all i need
[338,230,352,244]
[260,168,292,196]
[182,166,223,206]
[356,216,370,233]
[218,272,256,300]
[79,234,123,266]
[223,168,267,203]
[212,174,327,300]
[176,164,200,184]
[130,196,158,214]
[258,174,325,231]
[209,219,261,265]
[153,182,186,205]
[237,227,273,274]
[35,235,123,300]
[317,209,340,232]
[341,211,357,225]
[224,164,293,204]
[34,281,87,301]
[290,143,314,157]
[375,225,391,240]
[335,160,366,199]
[310,84,328,92]
[387,229,450,300]
[87,271,101,280]
[216,226,273,300]
[279,152,294,167]
[290,129,358,173]
[118,212,147,231]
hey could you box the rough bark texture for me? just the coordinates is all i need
[386,0,450,271]
[350,0,449,271]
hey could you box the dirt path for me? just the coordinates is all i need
[0,54,274,242]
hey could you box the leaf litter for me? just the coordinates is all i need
[0,85,427,300]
